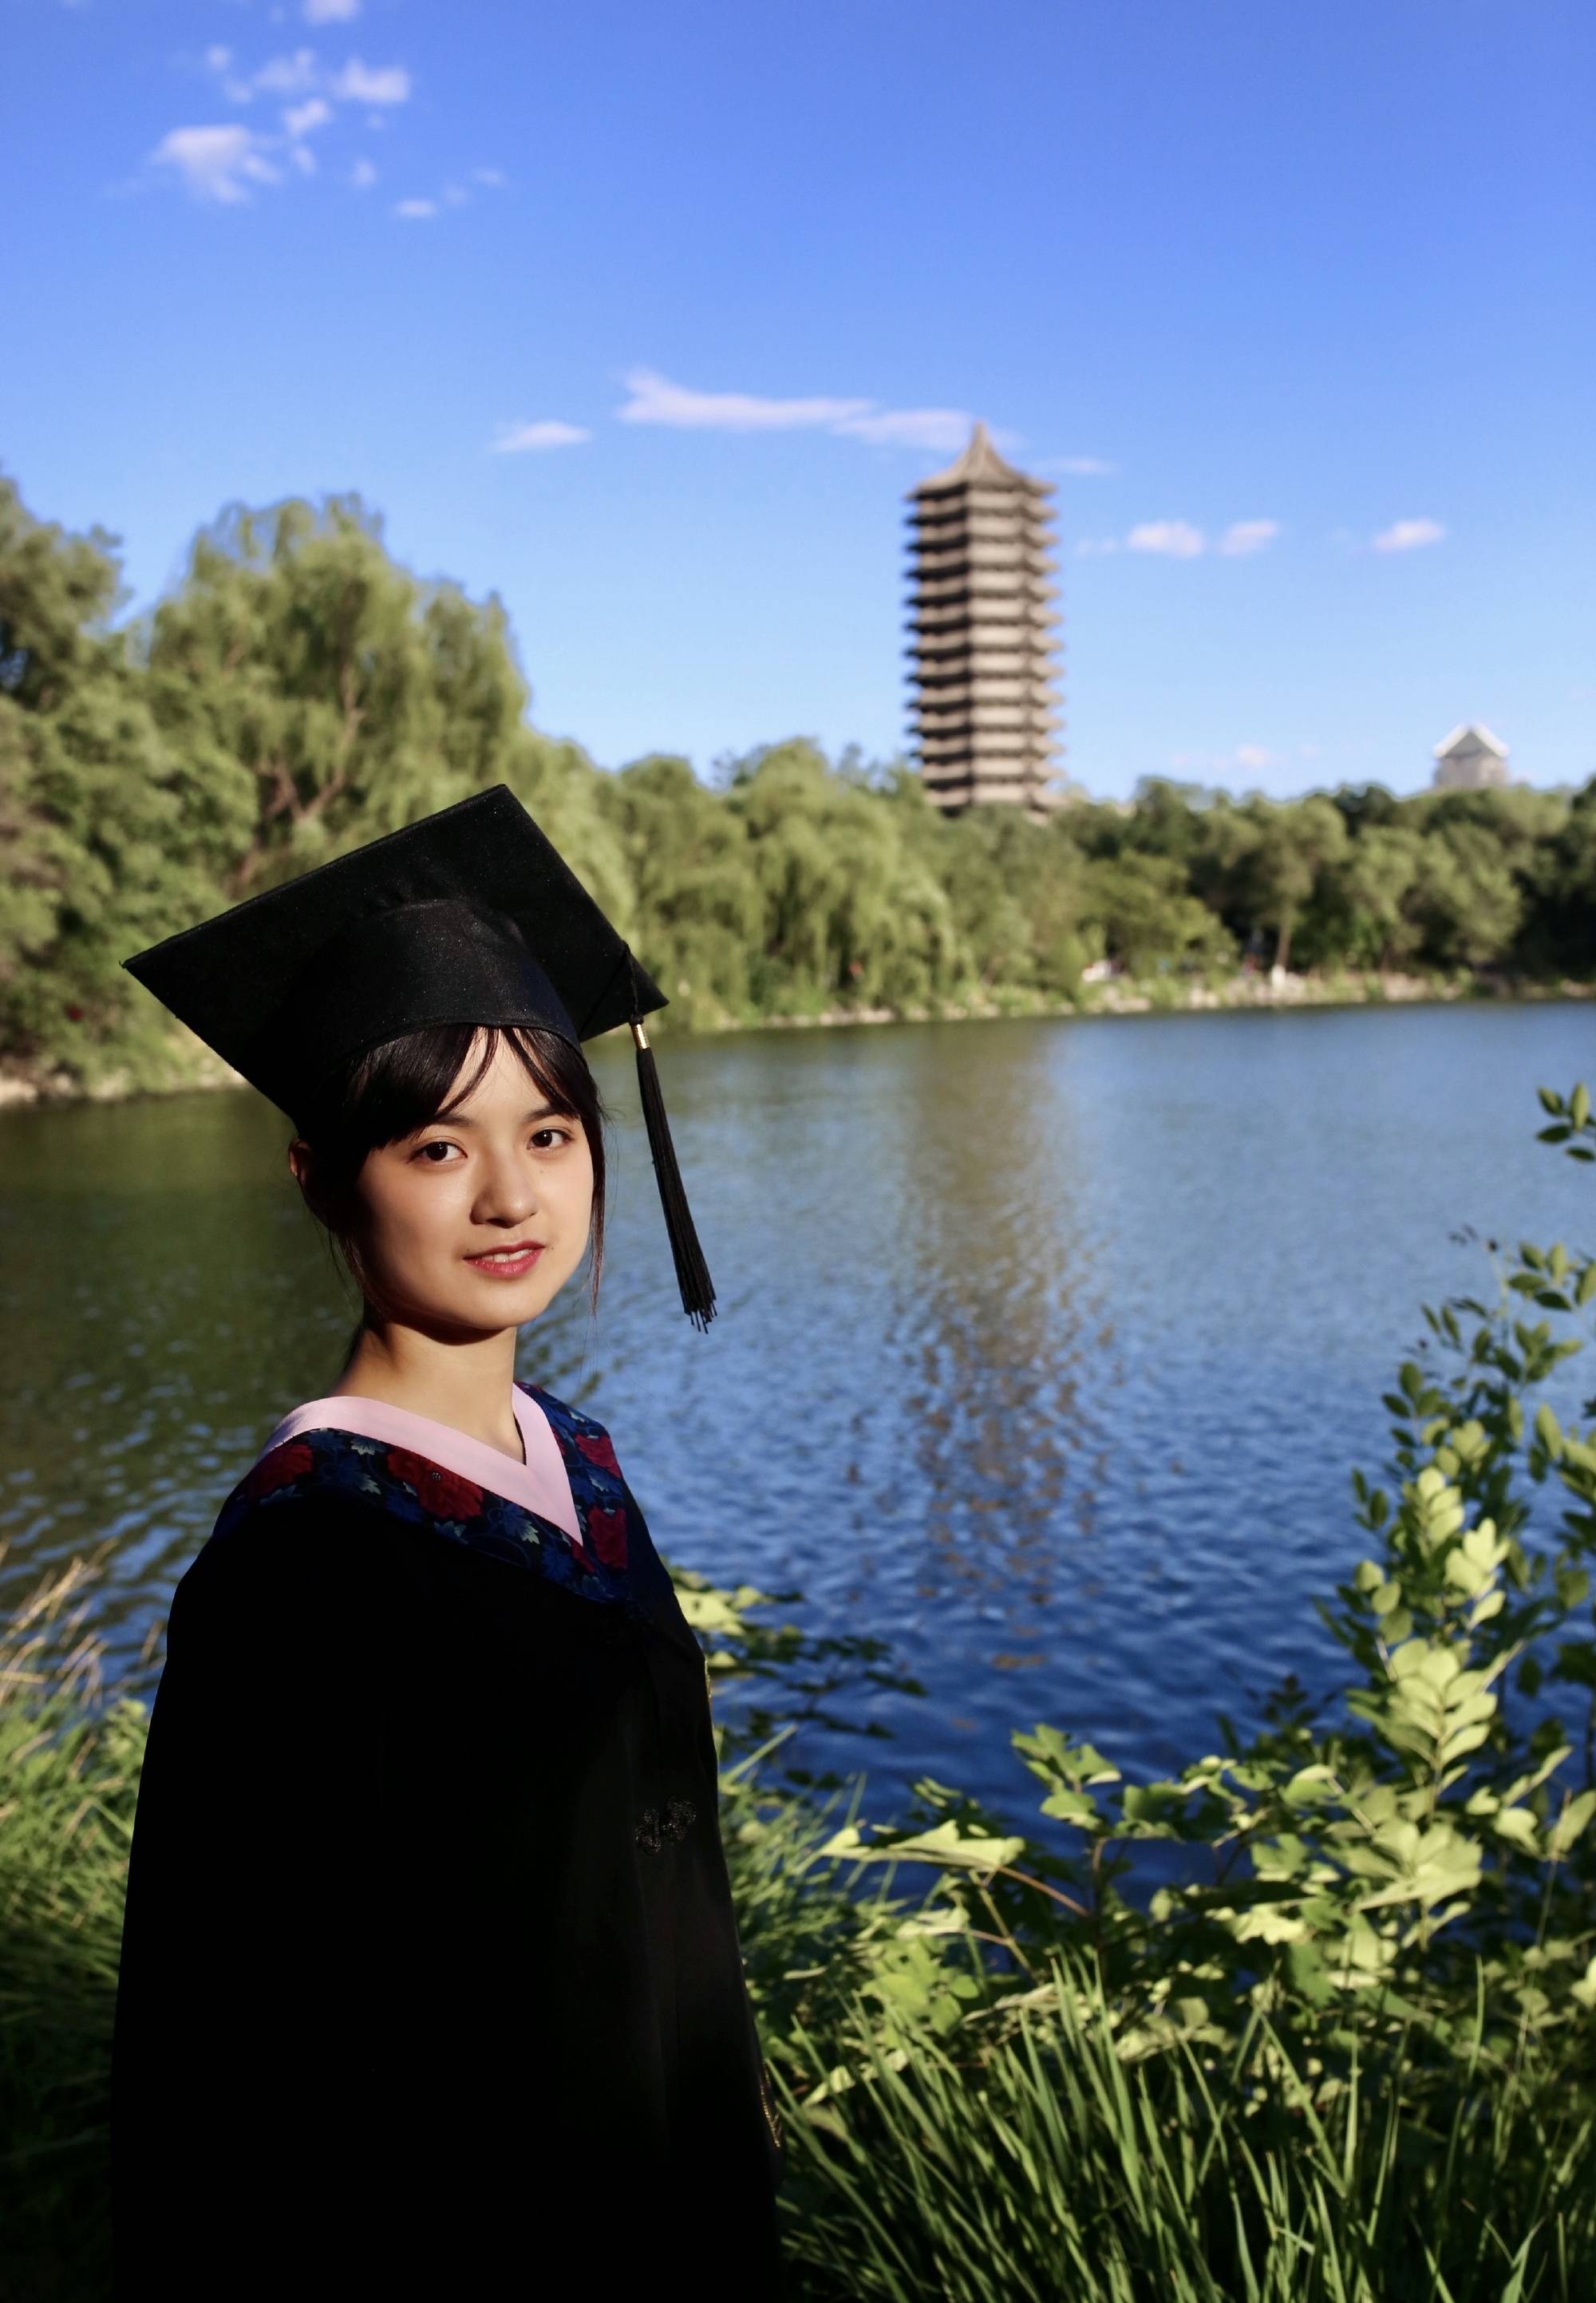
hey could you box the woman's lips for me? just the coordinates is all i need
[464,1242,546,1279]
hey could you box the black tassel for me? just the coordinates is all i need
[630,1013,717,1329]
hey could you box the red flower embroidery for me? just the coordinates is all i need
[386,1448,484,1523]
[243,1441,314,1498]
[575,1430,621,1476]
[585,1504,629,1570]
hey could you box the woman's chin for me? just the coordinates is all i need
[454,1266,571,1328]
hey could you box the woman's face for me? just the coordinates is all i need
[326,1033,595,1337]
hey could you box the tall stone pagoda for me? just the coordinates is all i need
[905,422,1064,813]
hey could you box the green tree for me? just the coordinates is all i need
[0,475,210,1088]
[1305,823,1425,971]
[606,754,760,1027]
[1408,819,1524,970]
[1235,796,1349,973]
[1079,850,1235,974]
[730,741,963,1013]
[143,496,535,892]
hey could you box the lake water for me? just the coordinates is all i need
[2,1001,1592,1823]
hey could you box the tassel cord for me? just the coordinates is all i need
[630,1013,717,1330]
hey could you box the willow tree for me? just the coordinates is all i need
[142,496,538,892]
[730,741,964,1013]
[0,475,209,1087]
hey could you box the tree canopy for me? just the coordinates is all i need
[2,467,1592,1094]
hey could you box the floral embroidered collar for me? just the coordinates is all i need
[255,1386,582,1545]
[216,1381,674,1620]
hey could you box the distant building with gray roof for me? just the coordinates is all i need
[1432,724,1510,791]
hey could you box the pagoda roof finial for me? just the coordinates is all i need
[911,420,1033,495]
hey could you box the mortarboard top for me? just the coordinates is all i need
[123,786,714,1325]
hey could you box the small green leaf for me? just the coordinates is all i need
[1548,1789,1596,1860]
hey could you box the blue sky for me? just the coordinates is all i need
[5,0,1591,798]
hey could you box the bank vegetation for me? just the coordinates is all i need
[2,472,1594,1101]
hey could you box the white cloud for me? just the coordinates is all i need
[1373,516,1445,553]
[492,420,592,453]
[253,49,320,96]
[152,124,280,203]
[1218,518,1280,556]
[393,197,437,219]
[1127,519,1206,559]
[442,183,469,207]
[288,144,317,176]
[1073,536,1121,557]
[204,45,233,73]
[1044,455,1117,476]
[282,97,333,138]
[350,157,377,188]
[615,369,994,455]
[304,0,360,20]
[333,58,412,105]
[618,370,871,432]
[472,167,509,188]
[1169,745,1290,776]
[835,406,979,452]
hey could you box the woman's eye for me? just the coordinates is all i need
[413,1140,460,1165]
[530,1127,571,1152]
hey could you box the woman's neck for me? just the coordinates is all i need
[333,1321,525,1463]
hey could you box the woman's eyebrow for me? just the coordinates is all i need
[426,1102,561,1130]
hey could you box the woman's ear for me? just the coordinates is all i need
[288,1139,330,1224]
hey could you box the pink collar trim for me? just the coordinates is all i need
[256,1387,583,1548]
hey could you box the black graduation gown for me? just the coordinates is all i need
[112,1387,785,2300]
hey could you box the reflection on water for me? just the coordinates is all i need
[2,1001,1591,1813]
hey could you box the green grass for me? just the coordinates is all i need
[2,1565,1594,2301]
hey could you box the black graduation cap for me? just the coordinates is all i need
[123,785,715,1327]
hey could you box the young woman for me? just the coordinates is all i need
[112,790,785,2299]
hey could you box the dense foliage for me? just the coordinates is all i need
[3,465,1594,1096]
[6,1092,1596,2297]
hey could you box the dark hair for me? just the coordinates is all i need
[296,1021,608,1325]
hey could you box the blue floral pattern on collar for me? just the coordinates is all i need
[215,1381,677,1623]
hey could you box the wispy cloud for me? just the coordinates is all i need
[332,58,411,105]
[393,197,437,220]
[615,369,990,455]
[152,124,279,203]
[1218,518,1280,556]
[836,406,985,452]
[472,167,509,188]
[158,43,414,206]
[492,420,592,453]
[252,50,320,97]
[1126,519,1206,559]
[1041,454,1117,477]
[303,0,361,21]
[282,97,334,139]
[1078,517,1278,561]
[618,372,871,432]
[1168,743,1317,778]
[1372,516,1445,554]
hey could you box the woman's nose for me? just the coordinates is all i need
[473,1151,539,1226]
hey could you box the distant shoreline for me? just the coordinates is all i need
[1,967,1590,1110]
[709,966,1594,1037]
